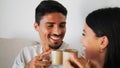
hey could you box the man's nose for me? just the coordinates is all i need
[53,27,62,35]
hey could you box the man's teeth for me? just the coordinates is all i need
[51,36,61,40]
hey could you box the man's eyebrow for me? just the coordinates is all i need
[61,22,66,24]
[45,22,66,24]
[46,22,55,24]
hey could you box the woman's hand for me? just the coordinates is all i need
[65,54,91,68]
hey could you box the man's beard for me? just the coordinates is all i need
[48,41,63,50]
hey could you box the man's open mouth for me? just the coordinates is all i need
[50,36,61,41]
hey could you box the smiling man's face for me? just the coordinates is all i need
[35,12,66,49]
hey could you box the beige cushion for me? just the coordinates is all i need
[0,38,39,68]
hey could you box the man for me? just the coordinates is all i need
[12,0,69,68]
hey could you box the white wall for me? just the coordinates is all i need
[1,0,120,51]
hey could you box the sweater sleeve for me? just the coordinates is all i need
[12,48,26,68]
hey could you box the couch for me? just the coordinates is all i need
[0,38,39,68]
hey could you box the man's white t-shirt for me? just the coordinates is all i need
[12,42,69,68]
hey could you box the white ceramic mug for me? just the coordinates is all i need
[63,49,78,67]
[51,49,78,66]
[51,50,63,65]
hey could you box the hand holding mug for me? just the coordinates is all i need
[25,52,51,68]
[65,54,91,68]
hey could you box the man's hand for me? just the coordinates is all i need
[25,53,51,68]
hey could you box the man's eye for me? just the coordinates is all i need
[47,24,53,27]
[60,24,65,28]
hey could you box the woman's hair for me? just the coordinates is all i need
[86,7,120,68]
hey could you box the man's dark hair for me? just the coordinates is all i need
[35,0,67,25]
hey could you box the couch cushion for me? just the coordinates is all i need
[0,38,39,68]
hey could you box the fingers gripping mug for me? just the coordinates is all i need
[63,49,78,67]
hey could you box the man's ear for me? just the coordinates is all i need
[99,36,109,50]
[34,22,39,31]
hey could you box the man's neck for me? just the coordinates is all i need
[42,46,52,52]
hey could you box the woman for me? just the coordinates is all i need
[66,7,120,68]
